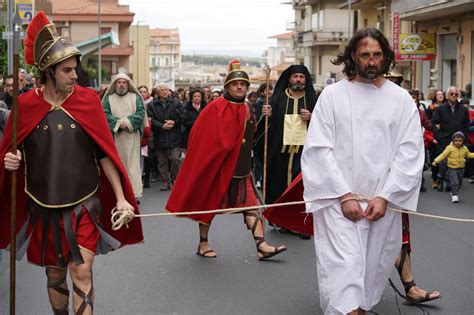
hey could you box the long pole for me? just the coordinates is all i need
[262,66,271,235]
[348,0,352,39]
[7,0,13,74]
[98,0,102,87]
[10,11,21,315]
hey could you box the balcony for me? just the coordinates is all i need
[391,0,474,21]
[286,20,304,32]
[339,0,384,10]
[296,29,349,47]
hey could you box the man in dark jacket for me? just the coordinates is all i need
[148,83,182,190]
[432,86,470,191]
[0,75,14,110]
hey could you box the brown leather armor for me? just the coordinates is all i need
[228,104,255,206]
[233,112,254,178]
[23,108,100,207]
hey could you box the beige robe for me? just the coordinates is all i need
[109,92,143,198]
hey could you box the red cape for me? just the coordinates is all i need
[263,173,314,235]
[0,86,144,249]
[166,96,247,224]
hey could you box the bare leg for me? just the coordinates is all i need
[45,267,69,314]
[243,210,286,260]
[69,249,94,315]
[197,223,217,257]
[348,308,365,315]
[394,248,441,301]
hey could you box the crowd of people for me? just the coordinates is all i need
[1,16,474,314]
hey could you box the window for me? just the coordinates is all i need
[101,27,111,35]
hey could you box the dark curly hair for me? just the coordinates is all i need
[332,28,395,80]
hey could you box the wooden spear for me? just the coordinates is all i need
[262,66,271,234]
[9,11,22,315]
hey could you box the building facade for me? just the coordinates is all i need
[149,28,181,90]
[392,0,474,95]
[37,0,135,85]
[130,24,151,88]
[287,0,474,96]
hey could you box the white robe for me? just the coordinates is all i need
[301,79,424,314]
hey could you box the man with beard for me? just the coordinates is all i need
[302,28,424,314]
[1,11,143,314]
[102,74,147,200]
[257,65,317,238]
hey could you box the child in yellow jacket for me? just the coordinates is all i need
[433,131,474,203]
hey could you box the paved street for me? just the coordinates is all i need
[1,173,473,314]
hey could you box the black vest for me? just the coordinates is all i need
[233,105,254,177]
[23,108,100,207]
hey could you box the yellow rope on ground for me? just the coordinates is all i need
[111,196,474,231]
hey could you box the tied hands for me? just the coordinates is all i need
[339,193,387,222]
[261,105,311,121]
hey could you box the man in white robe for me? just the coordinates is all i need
[301,28,424,314]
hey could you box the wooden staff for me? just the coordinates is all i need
[9,11,21,315]
[262,66,271,233]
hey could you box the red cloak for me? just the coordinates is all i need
[263,173,314,236]
[0,85,144,249]
[166,96,247,224]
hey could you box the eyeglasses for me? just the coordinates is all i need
[449,93,459,96]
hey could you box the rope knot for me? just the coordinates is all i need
[111,207,135,231]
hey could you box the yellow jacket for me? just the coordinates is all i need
[434,143,474,169]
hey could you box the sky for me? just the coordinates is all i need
[118,0,294,57]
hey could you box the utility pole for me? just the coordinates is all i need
[7,0,14,74]
[348,0,352,40]
[98,0,102,87]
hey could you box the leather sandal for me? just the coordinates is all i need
[196,236,217,258]
[243,212,287,260]
[402,279,441,305]
[255,237,287,260]
[73,284,94,315]
[46,269,69,315]
[397,246,441,306]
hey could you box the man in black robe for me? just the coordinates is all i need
[256,65,317,237]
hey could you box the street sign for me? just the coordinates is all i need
[395,53,434,61]
[15,0,34,24]
[2,31,25,40]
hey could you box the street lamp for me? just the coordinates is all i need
[136,20,144,85]
[98,0,102,87]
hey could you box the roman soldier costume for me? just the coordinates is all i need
[0,11,143,314]
[166,60,286,260]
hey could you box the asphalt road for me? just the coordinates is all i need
[1,173,473,314]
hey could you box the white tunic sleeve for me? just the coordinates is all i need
[301,88,350,213]
[378,94,424,211]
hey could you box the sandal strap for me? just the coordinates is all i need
[402,279,417,294]
[46,270,70,297]
[73,284,94,315]
[52,304,69,315]
[200,249,215,256]
[244,211,261,234]
[254,236,264,247]
[199,236,208,242]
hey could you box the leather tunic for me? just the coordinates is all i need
[233,112,254,177]
[23,108,100,208]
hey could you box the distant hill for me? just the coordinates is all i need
[182,54,266,67]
